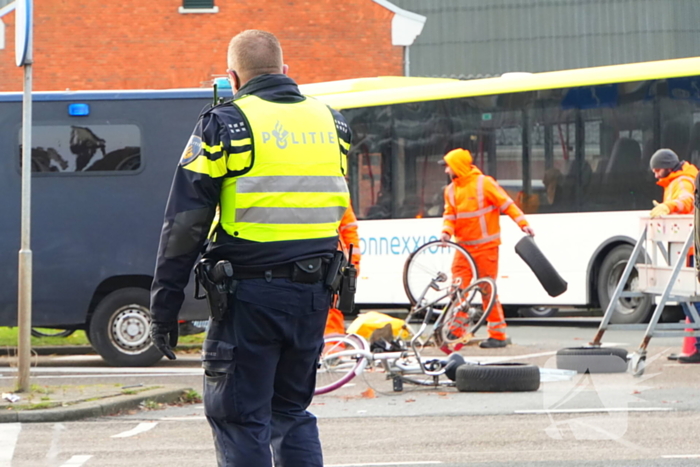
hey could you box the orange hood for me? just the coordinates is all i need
[444,148,483,181]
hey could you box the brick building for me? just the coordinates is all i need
[0,0,425,91]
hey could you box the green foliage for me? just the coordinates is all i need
[0,327,90,347]
[181,389,202,404]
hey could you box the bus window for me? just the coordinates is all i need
[345,106,392,219]
[392,100,453,219]
[20,124,141,173]
[531,105,576,213]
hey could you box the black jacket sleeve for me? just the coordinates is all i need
[150,112,226,324]
[330,107,352,172]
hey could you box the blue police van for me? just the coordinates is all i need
[0,86,231,366]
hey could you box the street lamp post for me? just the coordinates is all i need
[15,0,33,393]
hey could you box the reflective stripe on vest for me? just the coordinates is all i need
[219,95,349,242]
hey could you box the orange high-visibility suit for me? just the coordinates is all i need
[324,205,361,335]
[441,149,532,343]
[655,161,698,215]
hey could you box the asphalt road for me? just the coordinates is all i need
[3,321,700,466]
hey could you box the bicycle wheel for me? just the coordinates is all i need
[315,334,369,395]
[435,277,497,348]
[403,240,477,306]
[31,328,75,338]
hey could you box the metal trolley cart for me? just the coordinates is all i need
[589,215,700,376]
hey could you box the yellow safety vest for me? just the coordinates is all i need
[218,95,349,243]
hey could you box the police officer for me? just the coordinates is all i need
[150,30,351,466]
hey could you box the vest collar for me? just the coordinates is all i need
[235,74,304,103]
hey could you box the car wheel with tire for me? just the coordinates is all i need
[455,362,540,392]
[597,245,652,324]
[88,287,163,367]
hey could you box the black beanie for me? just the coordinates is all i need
[649,149,680,170]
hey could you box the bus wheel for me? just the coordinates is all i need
[597,245,652,324]
[89,287,163,367]
[518,306,558,318]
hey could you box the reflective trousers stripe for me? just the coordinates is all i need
[237,176,348,193]
[236,205,347,225]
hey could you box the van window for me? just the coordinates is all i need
[20,124,141,173]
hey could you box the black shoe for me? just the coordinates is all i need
[667,353,679,361]
[479,337,510,349]
[678,353,700,364]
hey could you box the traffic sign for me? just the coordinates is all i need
[15,0,32,67]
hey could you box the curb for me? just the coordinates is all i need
[0,387,193,423]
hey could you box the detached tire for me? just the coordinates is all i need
[556,347,628,373]
[444,353,466,382]
[514,236,567,297]
[88,288,163,367]
[597,245,652,324]
[455,363,540,392]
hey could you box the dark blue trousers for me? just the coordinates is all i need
[202,278,330,467]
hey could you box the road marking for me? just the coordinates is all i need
[159,416,207,421]
[662,454,700,458]
[59,455,92,466]
[516,407,672,414]
[45,423,66,463]
[327,462,442,467]
[0,423,21,467]
[111,422,158,438]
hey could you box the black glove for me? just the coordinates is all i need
[150,321,179,360]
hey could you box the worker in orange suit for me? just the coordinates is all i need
[324,204,361,335]
[649,149,700,364]
[439,148,534,348]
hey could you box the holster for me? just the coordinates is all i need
[336,263,357,314]
[323,249,357,314]
[324,250,347,292]
[194,259,237,321]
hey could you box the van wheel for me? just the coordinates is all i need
[88,288,162,367]
[597,245,652,324]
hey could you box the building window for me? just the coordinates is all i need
[179,0,218,14]
[20,124,142,173]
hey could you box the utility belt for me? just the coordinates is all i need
[194,251,356,320]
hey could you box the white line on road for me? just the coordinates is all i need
[662,454,700,458]
[45,423,66,463]
[159,416,207,421]
[327,462,442,467]
[59,455,92,466]
[516,407,673,414]
[111,422,158,438]
[0,423,21,467]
